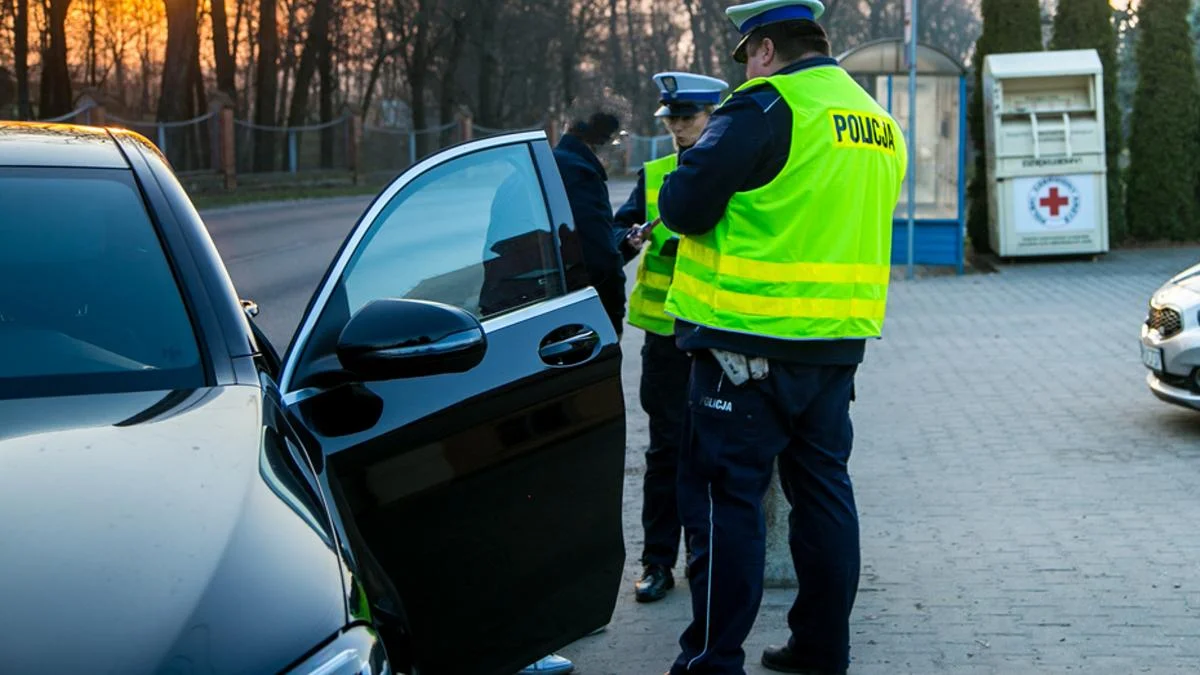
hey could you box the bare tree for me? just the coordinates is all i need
[437,4,466,146]
[253,0,279,170]
[389,0,463,153]
[318,2,335,166]
[286,0,333,128]
[37,0,73,118]
[158,0,196,121]
[14,0,31,117]
[211,0,237,99]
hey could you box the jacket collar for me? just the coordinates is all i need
[777,55,839,76]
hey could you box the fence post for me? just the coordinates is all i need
[209,91,237,191]
[288,130,298,173]
[458,108,473,143]
[624,134,635,174]
[408,130,417,167]
[158,124,167,156]
[74,89,106,126]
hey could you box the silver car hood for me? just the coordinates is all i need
[1168,262,1200,294]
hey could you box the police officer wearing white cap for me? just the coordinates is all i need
[656,1,907,674]
[614,71,728,605]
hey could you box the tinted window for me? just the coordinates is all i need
[340,143,562,320]
[0,169,205,398]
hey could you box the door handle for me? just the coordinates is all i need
[539,326,600,366]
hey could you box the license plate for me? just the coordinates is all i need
[1141,344,1164,371]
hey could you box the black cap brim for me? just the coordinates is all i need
[655,102,705,118]
[733,32,753,63]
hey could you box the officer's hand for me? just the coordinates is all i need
[625,225,649,250]
[626,218,661,250]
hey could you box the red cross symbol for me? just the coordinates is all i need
[1039,187,1070,217]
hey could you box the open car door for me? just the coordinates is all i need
[277,132,626,675]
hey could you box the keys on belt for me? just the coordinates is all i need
[709,349,769,386]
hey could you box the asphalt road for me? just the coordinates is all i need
[202,196,372,351]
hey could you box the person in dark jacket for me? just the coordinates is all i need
[552,111,630,334]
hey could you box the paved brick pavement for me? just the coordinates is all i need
[558,234,1200,674]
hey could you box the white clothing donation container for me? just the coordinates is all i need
[982,49,1109,257]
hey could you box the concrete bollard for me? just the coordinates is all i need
[763,459,798,587]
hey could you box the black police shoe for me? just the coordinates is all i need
[634,564,675,603]
[761,645,846,674]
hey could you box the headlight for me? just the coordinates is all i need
[287,625,391,675]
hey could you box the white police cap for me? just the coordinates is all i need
[726,0,825,62]
[652,72,730,118]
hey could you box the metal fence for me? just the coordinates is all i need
[109,112,219,173]
[362,120,464,177]
[25,102,670,183]
[233,117,353,175]
[623,133,674,174]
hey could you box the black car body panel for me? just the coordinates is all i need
[0,386,348,674]
[290,293,626,674]
[0,123,626,675]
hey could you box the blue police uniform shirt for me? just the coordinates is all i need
[658,56,868,365]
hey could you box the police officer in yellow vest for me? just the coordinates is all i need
[615,71,729,604]
[658,2,907,673]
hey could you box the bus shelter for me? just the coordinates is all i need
[838,38,968,274]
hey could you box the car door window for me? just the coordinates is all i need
[340,143,561,321]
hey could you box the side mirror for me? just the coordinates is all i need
[336,298,486,381]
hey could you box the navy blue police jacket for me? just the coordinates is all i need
[553,133,632,331]
[657,56,868,365]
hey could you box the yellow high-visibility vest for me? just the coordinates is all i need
[664,65,907,340]
[627,154,679,336]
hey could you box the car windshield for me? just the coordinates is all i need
[0,168,205,399]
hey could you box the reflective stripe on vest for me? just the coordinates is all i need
[627,154,679,336]
[663,66,907,340]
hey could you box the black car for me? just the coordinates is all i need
[0,122,626,675]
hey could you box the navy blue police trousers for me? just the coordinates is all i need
[669,352,860,675]
[639,332,693,568]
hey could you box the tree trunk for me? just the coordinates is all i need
[211,0,237,99]
[361,50,388,124]
[15,0,31,118]
[159,0,198,168]
[319,18,335,168]
[438,13,466,147]
[38,0,73,118]
[139,26,152,115]
[109,40,126,111]
[88,0,97,86]
[608,0,624,90]
[241,6,255,116]
[192,29,210,168]
[410,66,429,156]
[475,4,499,127]
[286,0,332,128]
[683,0,711,74]
[159,0,197,122]
[360,0,392,122]
[254,0,279,171]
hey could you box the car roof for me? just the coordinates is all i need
[0,122,130,169]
